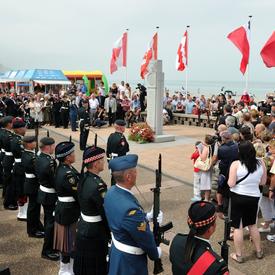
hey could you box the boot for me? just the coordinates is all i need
[17,204,27,221]
[58,261,71,275]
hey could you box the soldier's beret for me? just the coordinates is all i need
[83,146,105,164]
[109,154,138,172]
[1,116,14,127]
[55,141,75,159]
[187,201,216,229]
[40,137,55,146]
[12,117,26,129]
[23,135,36,143]
[115,119,126,126]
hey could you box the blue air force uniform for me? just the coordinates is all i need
[104,155,159,275]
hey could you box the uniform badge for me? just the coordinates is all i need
[137,222,146,232]
[128,210,136,216]
[68,177,75,185]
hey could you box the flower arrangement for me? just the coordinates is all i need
[128,123,154,143]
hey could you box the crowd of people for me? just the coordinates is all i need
[189,93,275,263]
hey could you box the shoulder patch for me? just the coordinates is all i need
[97,182,107,198]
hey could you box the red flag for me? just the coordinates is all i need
[176,30,188,71]
[140,33,158,79]
[227,26,250,75]
[260,31,275,68]
[110,32,128,74]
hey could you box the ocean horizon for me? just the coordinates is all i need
[126,79,275,100]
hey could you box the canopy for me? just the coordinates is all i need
[63,70,103,80]
[0,69,70,84]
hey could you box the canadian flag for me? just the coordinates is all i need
[227,23,250,75]
[140,33,158,79]
[110,32,128,74]
[260,31,275,68]
[176,31,188,71]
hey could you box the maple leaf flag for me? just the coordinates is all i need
[110,32,128,74]
[140,33,158,79]
[176,30,188,71]
[260,31,275,68]
[227,24,250,75]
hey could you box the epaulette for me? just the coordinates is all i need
[97,181,107,198]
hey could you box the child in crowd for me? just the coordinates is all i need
[190,141,203,201]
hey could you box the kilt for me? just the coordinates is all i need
[53,222,76,254]
[73,234,109,275]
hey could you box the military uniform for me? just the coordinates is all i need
[36,139,58,259]
[60,99,70,129]
[78,103,90,151]
[170,234,229,275]
[2,128,16,208]
[104,155,159,275]
[21,137,43,236]
[74,146,110,275]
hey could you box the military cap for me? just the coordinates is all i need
[40,137,55,146]
[109,154,138,172]
[83,146,105,164]
[187,201,216,229]
[23,135,36,143]
[115,119,126,126]
[1,116,13,127]
[55,141,75,159]
[12,117,26,129]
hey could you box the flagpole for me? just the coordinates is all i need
[245,15,252,93]
[185,25,190,95]
[125,28,129,83]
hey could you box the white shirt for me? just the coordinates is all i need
[89,98,99,110]
[118,85,126,93]
[116,184,134,195]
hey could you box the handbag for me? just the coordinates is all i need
[194,146,212,172]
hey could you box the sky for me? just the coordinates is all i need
[0,0,274,84]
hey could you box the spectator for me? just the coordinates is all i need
[225,116,239,135]
[239,126,253,142]
[104,93,117,126]
[93,106,107,128]
[233,102,245,125]
[242,112,254,134]
[185,96,195,114]
[254,124,266,140]
[268,111,275,133]
[228,141,267,263]
[131,95,141,121]
[261,115,272,129]
[125,83,131,99]
[88,93,99,124]
[250,109,261,127]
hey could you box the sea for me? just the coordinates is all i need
[129,80,275,101]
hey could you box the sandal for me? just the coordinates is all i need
[256,249,264,259]
[230,253,244,263]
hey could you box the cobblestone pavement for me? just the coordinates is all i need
[0,125,274,275]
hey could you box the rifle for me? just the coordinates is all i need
[219,198,231,264]
[152,154,173,274]
[94,133,97,147]
[34,119,39,153]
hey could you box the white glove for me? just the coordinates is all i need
[146,207,163,225]
[157,246,162,258]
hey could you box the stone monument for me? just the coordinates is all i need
[146,60,175,143]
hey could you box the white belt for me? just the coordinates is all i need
[14,158,21,163]
[40,185,56,193]
[81,213,102,223]
[1,149,5,153]
[58,196,76,202]
[25,173,36,178]
[111,233,145,255]
[5,151,13,156]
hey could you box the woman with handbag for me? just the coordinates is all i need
[227,141,267,263]
[198,135,215,201]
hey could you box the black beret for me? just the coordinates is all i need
[23,135,36,143]
[12,117,26,129]
[83,146,105,165]
[40,137,55,146]
[1,116,13,127]
[187,201,216,229]
[115,119,126,126]
[55,141,75,159]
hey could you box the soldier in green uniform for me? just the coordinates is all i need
[53,141,80,275]
[78,100,90,151]
[106,119,129,185]
[36,136,59,261]
[22,135,44,238]
[1,116,17,210]
[169,201,229,275]
[10,117,27,221]
[73,146,110,275]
